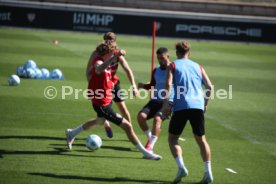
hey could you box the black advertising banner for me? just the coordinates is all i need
[1,4,276,43]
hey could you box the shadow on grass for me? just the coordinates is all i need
[102,139,129,142]
[0,136,129,142]
[101,145,136,152]
[0,135,140,159]
[74,146,135,152]
[0,148,142,160]
[0,135,89,142]
[50,143,137,152]
[0,135,129,143]
[0,148,68,157]
[0,135,65,141]
[28,172,170,183]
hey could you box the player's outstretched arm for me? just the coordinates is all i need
[119,56,138,97]
[138,68,156,90]
[95,50,126,75]
[201,67,213,112]
[86,50,97,81]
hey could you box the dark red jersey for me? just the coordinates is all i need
[88,56,114,106]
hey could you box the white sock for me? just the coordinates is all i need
[149,135,158,148]
[104,120,110,127]
[204,160,212,173]
[136,143,150,155]
[175,155,185,169]
[70,125,84,137]
[145,129,152,139]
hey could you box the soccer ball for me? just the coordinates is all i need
[34,68,42,79]
[23,59,37,70]
[85,134,102,151]
[8,74,20,86]
[40,68,50,79]
[26,68,36,79]
[16,66,27,78]
[50,69,63,80]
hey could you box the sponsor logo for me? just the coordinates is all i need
[27,13,36,22]
[176,24,262,37]
[0,12,11,21]
[73,13,113,26]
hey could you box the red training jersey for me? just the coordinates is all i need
[88,56,114,106]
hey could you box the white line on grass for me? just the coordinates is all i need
[179,137,186,141]
[225,168,238,174]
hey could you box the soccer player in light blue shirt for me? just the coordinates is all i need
[163,41,214,184]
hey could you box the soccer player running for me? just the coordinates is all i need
[163,40,213,183]
[66,41,161,160]
[137,47,174,153]
[86,32,138,138]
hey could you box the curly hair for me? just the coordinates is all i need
[175,40,190,55]
[103,32,116,42]
[96,40,118,57]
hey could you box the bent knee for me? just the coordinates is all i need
[194,135,208,144]
[154,115,162,122]
[121,120,133,130]
[137,112,147,121]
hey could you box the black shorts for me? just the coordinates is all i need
[169,109,205,136]
[113,80,125,103]
[139,100,163,120]
[92,103,123,126]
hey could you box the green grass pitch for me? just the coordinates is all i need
[0,27,276,184]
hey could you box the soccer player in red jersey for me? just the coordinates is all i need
[86,32,138,138]
[66,41,161,160]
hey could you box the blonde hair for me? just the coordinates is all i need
[103,32,116,42]
[96,40,118,57]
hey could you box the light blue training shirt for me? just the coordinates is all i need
[172,58,204,111]
[152,67,174,102]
